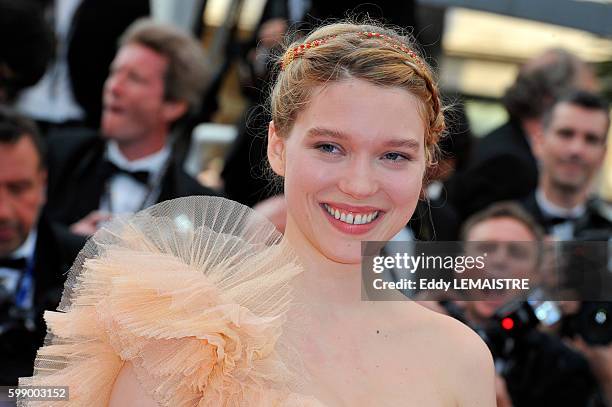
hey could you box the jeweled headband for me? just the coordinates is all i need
[280,31,426,71]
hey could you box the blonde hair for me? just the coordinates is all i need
[120,18,210,114]
[270,22,445,166]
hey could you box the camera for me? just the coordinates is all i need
[561,302,612,346]
[465,298,598,407]
[471,297,561,360]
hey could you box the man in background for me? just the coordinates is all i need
[14,0,149,130]
[458,202,599,406]
[520,90,610,240]
[45,19,218,236]
[446,49,599,221]
[0,108,84,385]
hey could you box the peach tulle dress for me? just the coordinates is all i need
[18,197,324,406]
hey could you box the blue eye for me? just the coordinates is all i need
[382,152,408,161]
[316,143,341,154]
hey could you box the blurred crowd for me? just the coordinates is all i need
[0,0,610,406]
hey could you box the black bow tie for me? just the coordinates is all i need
[101,161,150,185]
[0,257,27,270]
[546,216,578,227]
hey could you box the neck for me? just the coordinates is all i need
[540,178,588,210]
[283,215,362,305]
[117,129,168,161]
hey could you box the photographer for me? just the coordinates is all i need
[0,108,84,385]
[455,202,599,406]
[559,300,612,406]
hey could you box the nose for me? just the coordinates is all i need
[566,136,587,158]
[486,245,509,276]
[337,157,379,199]
[105,71,124,97]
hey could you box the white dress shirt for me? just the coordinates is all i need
[100,142,171,215]
[0,229,37,305]
[536,188,586,241]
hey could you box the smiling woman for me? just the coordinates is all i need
[269,80,426,264]
[263,22,495,406]
[19,21,495,407]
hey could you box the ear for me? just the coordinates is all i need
[267,121,286,177]
[531,126,545,160]
[162,100,188,123]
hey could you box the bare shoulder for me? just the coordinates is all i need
[397,302,496,406]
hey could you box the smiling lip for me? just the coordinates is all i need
[320,202,384,235]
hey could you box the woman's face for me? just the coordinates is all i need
[268,78,426,264]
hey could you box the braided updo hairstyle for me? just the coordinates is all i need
[270,22,445,167]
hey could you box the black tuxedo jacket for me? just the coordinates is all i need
[520,192,550,231]
[520,192,612,240]
[1,213,85,385]
[446,120,539,220]
[45,131,219,226]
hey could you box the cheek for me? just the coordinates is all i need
[14,199,40,230]
[23,183,45,217]
[380,168,423,213]
[130,92,156,113]
[283,152,337,205]
[120,86,162,115]
[587,148,606,166]
[143,86,166,110]
[551,141,567,159]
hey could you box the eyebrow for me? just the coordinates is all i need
[306,127,421,151]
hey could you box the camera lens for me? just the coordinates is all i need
[579,303,612,346]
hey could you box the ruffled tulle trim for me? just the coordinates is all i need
[18,197,324,406]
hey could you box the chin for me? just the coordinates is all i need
[324,253,362,265]
[101,123,119,139]
[101,128,134,144]
[474,303,498,319]
[555,180,584,192]
[101,119,129,141]
[317,238,363,265]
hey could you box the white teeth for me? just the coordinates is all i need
[323,204,380,226]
